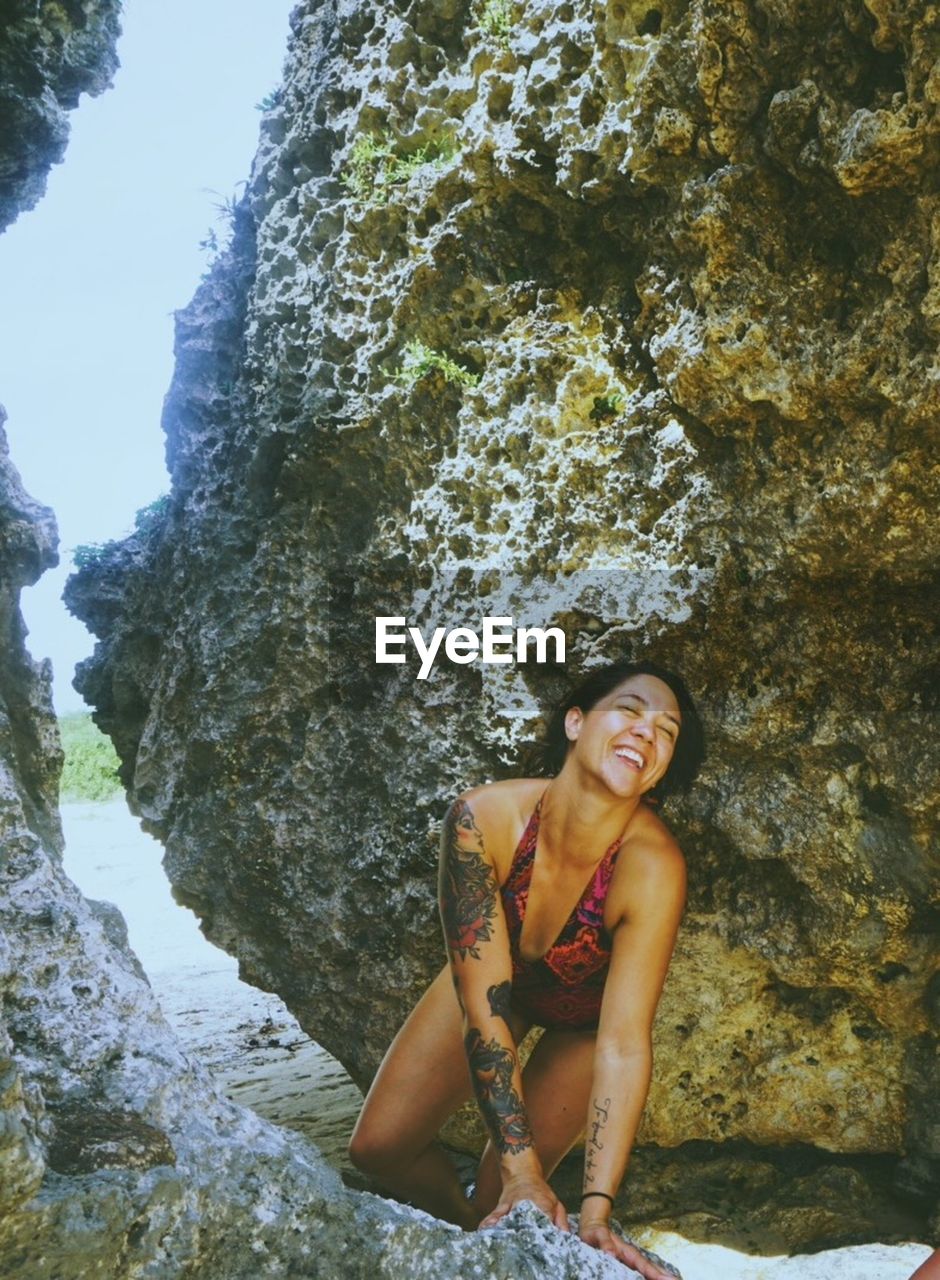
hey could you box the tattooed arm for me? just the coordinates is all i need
[438,792,568,1230]
[578,832,686,1278]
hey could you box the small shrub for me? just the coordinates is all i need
[133,494,171,533]
[478,0,514,46]
[255,88,281,112]
[394,339,480,389]
[70,494,170,569]
[198,183,246,267]
[71,539,116,569]
[58,712,123,803]
[590,389,625,420]
[341,131,457,203]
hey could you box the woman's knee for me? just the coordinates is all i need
[347,1118,393,1176]
[347,1113,420,1178]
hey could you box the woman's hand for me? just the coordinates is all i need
[579,1220,676,1279]
[478,1171,570,1232]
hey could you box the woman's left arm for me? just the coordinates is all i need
[578,833,687,1278]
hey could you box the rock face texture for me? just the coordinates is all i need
[0,0,122,233]
[65,0,937,1252]
[0,5,687,1277]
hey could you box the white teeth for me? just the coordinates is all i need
[614,747,644,769]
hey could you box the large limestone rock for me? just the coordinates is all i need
[0,273,658,1280]
[0,0,122,233]
[0,5,686,1275]
[64,0,937,1250]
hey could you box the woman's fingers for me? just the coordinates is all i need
[613,1239,674,1279]
[478,1185,569,1232]
[580,1224,676,1279]
[478,1198,512,1228]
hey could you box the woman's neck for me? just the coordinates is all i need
[538,767,641,866]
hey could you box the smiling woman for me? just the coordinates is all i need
[348,659,706,1278]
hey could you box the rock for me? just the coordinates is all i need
[0,5,695,1275]
[0,0,123,233]
[60,0,938,1252]
[0,414,668,1279]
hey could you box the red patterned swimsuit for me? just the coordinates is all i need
[501,792,623,1030]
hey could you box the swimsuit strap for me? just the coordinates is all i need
[503,789,547,892]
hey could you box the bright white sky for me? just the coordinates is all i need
[1,0,296,712]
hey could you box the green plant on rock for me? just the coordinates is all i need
[198,183,246,272]
[71,540,115,569]
[341,131,457,203]
[477,0,514,47]
[132,493,171,532]
[255,88,281,112]
[70,493,171,569]
[590,388,625,420]
[394,339,480,389]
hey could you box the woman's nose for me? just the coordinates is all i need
[631,719,654,742]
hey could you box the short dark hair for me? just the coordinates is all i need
[524,659,705,804]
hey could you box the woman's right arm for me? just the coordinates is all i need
[438,792,567,1229]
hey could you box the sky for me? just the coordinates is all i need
[1,0,297,713]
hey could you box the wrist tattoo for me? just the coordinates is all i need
[465,1026,534,1156]
[439,800,498,961]
[584,1095,611,1186]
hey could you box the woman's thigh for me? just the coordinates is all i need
[520,1025,597,1173]
[350,964,474,1166]
[474,1023,596,1207]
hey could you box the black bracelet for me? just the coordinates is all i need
[580,1191,615,1206]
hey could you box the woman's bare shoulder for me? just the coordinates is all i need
[448,778,547,853]
[619,804,686,878]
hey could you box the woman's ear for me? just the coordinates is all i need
[564,707,583,742]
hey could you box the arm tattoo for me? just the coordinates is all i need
[584,1096,611,1186]
[439,799,498,961]
[487,980,513,1025]
[465,1027,534,1157]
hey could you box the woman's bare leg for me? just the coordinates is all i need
[471,1025,596,1220]
[348,965,479,1227]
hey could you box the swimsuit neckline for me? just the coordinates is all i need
[511,788,624,966]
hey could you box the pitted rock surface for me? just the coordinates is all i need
[64,0,938,1248]
[0,5,695,1275]
[1,397,672,1277]
[0,0,122,233]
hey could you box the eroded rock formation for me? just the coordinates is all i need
[0,4,686,1275]
[64,0,938,1251]
[0,0,122,233]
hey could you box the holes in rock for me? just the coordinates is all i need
[413,206,442,236]
[559,40,591,74]
[860,782,893,816]
[860,46,907,108]
[487,79,513,121]
[876,963,910,983]
[637,9,662,36]
[580,93,603,128]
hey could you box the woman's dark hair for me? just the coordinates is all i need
[524,659,705,804]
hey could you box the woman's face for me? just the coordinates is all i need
[563,673,681,798]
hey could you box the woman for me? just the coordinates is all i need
[349,659,705,1276]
